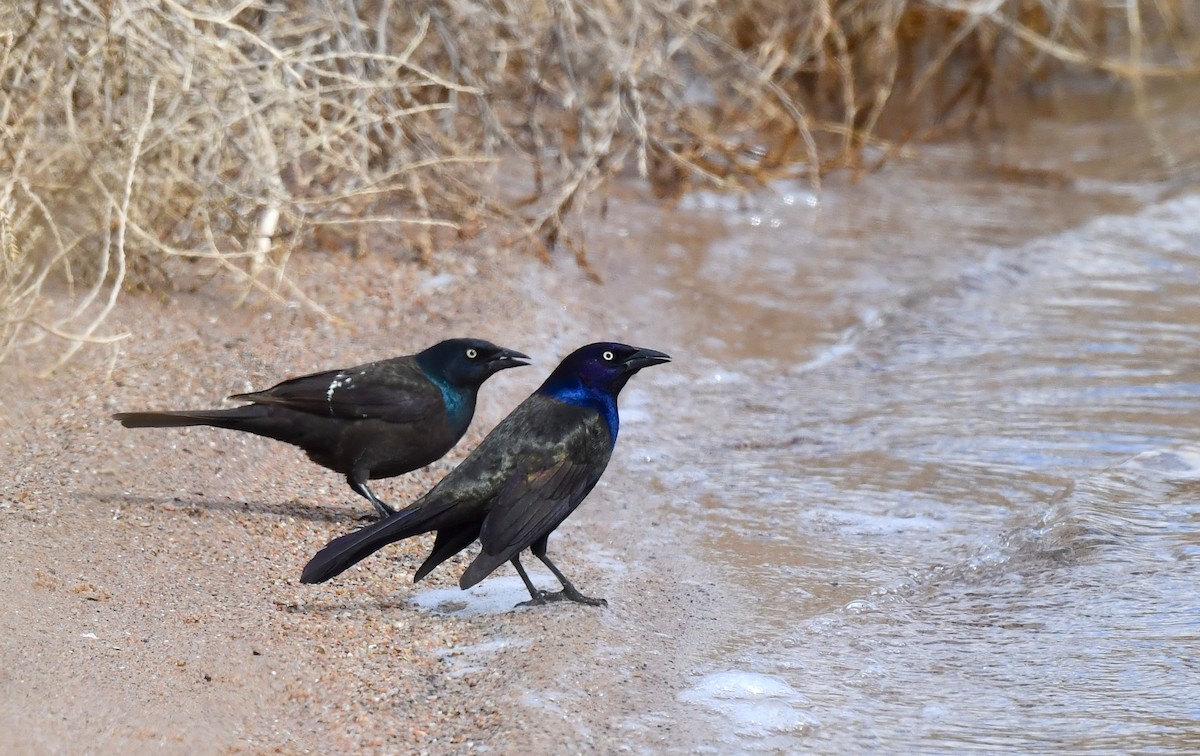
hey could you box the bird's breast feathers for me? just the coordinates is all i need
[537,386,618,447]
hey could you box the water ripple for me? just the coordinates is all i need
[620,189,1200,751]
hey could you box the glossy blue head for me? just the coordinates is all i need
[537,342,672,445]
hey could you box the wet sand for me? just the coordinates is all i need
[0,242,714,752]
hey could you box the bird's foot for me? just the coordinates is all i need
[561,586,607,607]
[350,479,396,520]
[355,504,394,523]
[516,589,562,608]
[367,502,396,520]
[516,588,607,608]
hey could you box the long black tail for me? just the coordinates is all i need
[300,502,445,584]
[113,405,271,430]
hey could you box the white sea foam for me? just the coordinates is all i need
[679,671,815,736]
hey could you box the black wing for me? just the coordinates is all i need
[231,358,443,424]
[458,406,611,588]
[481,457,603,556]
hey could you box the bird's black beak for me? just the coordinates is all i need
[489,348,531,371]
[622,347,672,372]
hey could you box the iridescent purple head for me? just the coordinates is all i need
[537,342,671,445]
[540,342,671,397]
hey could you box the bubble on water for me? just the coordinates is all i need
[706,368,751,384]
[679,671,815,736]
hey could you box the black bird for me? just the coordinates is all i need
[300,341,671,607]
[113,338,529,518]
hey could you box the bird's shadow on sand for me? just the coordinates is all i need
[290,576,558,617]
[93,491,370,524]
[282,575,545,617]
[283,596,533,617]
[282,598,418,613]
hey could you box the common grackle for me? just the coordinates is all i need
[113,338,529,518]
[299,342,670,607]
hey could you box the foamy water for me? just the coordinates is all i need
[602,153,1200,751]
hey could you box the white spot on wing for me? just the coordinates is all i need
[325,372,353,413]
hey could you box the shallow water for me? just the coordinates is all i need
[586,86,1200,751]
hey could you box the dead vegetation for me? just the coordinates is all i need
[1,0,1197,367]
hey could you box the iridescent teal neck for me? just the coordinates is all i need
[425,372,473,427]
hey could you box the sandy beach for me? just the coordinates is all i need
[0,237,717,753]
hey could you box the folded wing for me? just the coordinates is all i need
[459,412,610,588]
[232,359,441,424]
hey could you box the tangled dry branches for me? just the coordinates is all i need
[1,0,1197,367]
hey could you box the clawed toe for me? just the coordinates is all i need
[516,589,564,608]
[516,589,606,608]
[565,591,607,607]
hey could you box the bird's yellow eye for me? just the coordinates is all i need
[466,348,478,359]
[602,350,614,361]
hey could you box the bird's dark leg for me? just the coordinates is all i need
[511,555,554,607]
[347,475,395,519]
[530,536,607,607]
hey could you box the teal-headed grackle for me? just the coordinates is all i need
[113,338,529,518]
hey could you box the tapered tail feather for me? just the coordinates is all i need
[459,550,508,590]
[300,504,443,584]
[113,406,270,429]
[114,410,213,428]
[413,525,481,583]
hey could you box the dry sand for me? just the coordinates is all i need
[0,238,726,753]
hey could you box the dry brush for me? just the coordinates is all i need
[1,0,1196,367]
